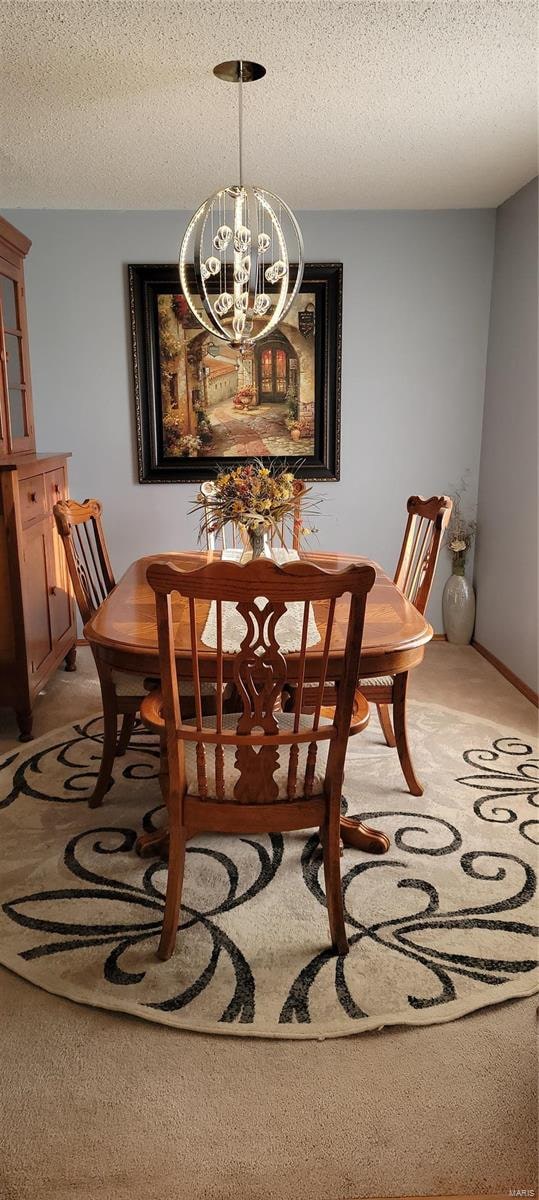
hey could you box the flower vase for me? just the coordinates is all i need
[442,564,475,645]
[240,528,272,563]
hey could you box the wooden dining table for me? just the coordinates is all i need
[84,550,432,857]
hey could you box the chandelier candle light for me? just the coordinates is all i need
[179,60,304,349]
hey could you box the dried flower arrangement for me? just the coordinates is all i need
[193,460,315,557]
[446,475,477,575]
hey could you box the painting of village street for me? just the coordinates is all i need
[157,291,316,460]
[130,263,341,482]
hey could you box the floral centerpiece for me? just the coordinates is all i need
[194,460,312,558]
[446,478,477,576]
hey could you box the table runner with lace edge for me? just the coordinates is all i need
[201,549,321,653]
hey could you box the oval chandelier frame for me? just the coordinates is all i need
[179,60,304,349]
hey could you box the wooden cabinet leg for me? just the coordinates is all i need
[16,708,33,742]
[393,672,424,796]
[64,645,77,671]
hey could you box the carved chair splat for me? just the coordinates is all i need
[140,556,376,962]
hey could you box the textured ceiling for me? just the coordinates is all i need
[1,0,537,209]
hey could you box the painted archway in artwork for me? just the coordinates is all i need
[254,330,299,404]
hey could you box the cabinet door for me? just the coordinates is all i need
[45,470,73,643]
[23,521,53,674]
[0,258,35,455]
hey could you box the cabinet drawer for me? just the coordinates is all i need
[19,473,46,525]
[45,466,67,512]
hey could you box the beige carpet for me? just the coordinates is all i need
[0,644,537,1198]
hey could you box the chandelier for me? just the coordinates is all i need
[179,59,304,349]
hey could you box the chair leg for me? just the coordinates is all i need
[158,809,186,962]
[116,711,136,756]
[376,703,396,747]
[159,729,169,806]
[393,673,424,797]
[89,699,118,808]
[321,806,349,956]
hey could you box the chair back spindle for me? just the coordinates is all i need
[393,495,452,615]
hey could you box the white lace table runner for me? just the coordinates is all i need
[201,549,321,653]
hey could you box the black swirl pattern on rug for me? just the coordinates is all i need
[279,806,537,1024]
[0,717,159,810]
[3,819,284,1024]
[1,723,538,1029]
[457,737,538,845]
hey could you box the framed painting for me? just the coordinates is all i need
[129,262,342,483]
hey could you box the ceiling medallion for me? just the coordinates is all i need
[179,59,304,349]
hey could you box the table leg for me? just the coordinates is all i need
[136,719,390,859]
[136,826,170,859]
[339,815,390,854]
[137,820,390,858]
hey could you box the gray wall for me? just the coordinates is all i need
[4,208,495,631]
[474,179,538,690]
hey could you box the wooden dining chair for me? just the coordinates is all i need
[357,494,452,795]
[200,478,307,552]
[140,556,375,961]
[53,498,153,807]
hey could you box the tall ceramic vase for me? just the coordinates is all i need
[442,560,476,645]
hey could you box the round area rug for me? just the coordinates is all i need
[0,703,537,1039]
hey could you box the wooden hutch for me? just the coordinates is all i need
[0,216,76,739]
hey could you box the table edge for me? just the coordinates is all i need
[84,551,433,661]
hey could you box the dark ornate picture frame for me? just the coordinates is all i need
[129,262,342,483]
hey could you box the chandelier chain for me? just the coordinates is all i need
[238,60,243,187]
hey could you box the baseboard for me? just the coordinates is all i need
[472,639,538,708]
[355,1195,513,1200]
[76,637,88,647]
[432,633,447,641]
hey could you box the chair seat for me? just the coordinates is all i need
[357,675,394,691]
[112,671,214,699]
[112,670,155,697]
[184,711,333,802]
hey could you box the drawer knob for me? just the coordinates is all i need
[49,586,57,597]
[30,492,37,503]
[54,483,61,495]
